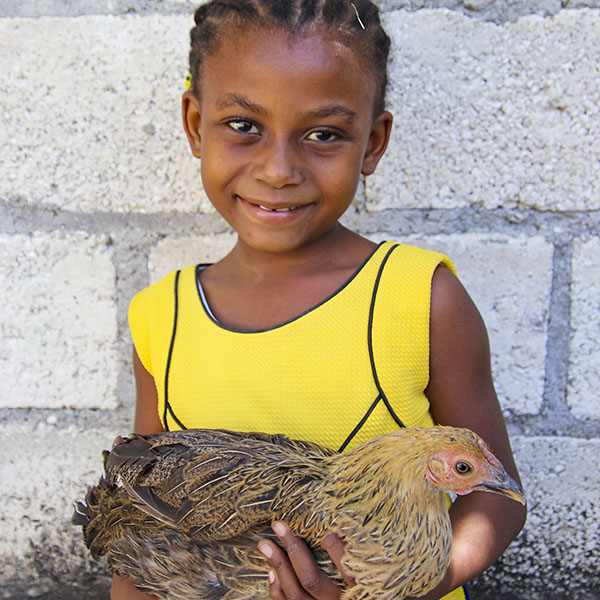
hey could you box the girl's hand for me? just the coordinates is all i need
[110,574,158,599]
[258,522,355,600]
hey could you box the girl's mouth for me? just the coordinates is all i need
[236,195,307,215]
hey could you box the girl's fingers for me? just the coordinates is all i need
[322,535,355,588]
[258,536,306,599]
[258,522,341,600]
[273,522,341,598]
[267,569,286,600]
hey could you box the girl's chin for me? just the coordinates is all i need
[234,228,338,256]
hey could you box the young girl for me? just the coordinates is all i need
[111,0,526,598]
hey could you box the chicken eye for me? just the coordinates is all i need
[454,461,473,475]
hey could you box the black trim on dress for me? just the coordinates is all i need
[338,243,407,452]
[163,270,187,431]
[337,394,382,452]
[367,243,406,429]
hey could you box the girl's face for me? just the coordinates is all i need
[183,26,392,255]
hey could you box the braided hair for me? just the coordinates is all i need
[188,0,391,114]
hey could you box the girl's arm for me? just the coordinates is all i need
[260,265,526,600]
[132,348,164,434]
[109,348,163,600]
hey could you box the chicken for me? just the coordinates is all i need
[73,426,525,600]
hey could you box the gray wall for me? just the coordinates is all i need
[1,1,599,598]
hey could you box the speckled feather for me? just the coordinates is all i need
[74,426,524,600]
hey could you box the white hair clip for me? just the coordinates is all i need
[351,2,366,30]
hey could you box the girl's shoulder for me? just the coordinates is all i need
[128,265,201,344]
[378,240,457,280]
[128,265,199,376]
[130,264,198,309]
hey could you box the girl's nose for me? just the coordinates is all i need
[251,138,303,188]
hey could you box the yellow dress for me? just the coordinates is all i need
[129,240,466,600]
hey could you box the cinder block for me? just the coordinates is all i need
[0,15,209,213]
[568,237,600,420]
[567,0,600,6]
[0,0,197,18]
[0,421,117,580]
[378,0,565,23]
[0,232,119,409]
[368,9,600,211]
[148,232,238,283]
[481,435,600,594]
[372,233,552,415]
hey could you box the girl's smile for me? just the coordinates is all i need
[183,25,392,255]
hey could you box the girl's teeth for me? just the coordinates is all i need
[259,205,295,212]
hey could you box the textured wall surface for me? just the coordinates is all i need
[1,1,599,599]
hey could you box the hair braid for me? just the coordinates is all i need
[322,0,346,24]
[188,0,390,113]
[298,0,319,25]
[263,0,295,22]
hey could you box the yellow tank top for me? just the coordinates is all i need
[129,241,465,600]
[129,241,457,446]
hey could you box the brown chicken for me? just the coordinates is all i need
[74,426,525,600]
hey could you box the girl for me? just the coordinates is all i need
[111,0,526,598]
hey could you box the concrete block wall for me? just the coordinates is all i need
[1,1,598,598]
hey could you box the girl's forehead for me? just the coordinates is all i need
[211,24,360,67]
[199,25,377,111]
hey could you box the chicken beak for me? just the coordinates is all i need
[475,472,526,505]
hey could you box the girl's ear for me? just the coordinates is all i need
[182,91,203,158]
[361,110,393,176]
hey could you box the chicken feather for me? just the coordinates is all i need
[74,426,525,600]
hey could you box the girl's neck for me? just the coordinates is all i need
[199,225,377,330]
[224,225,374,282]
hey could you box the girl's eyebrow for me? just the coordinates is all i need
[215,93,267,115]
[301,105,357,123]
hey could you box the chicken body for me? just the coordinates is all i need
[74,427,525,600]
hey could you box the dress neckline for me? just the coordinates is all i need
[194,241,388,334]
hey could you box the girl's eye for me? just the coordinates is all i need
[306,130,339,143]
[454,461,473,475]
[227,120,259,135]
